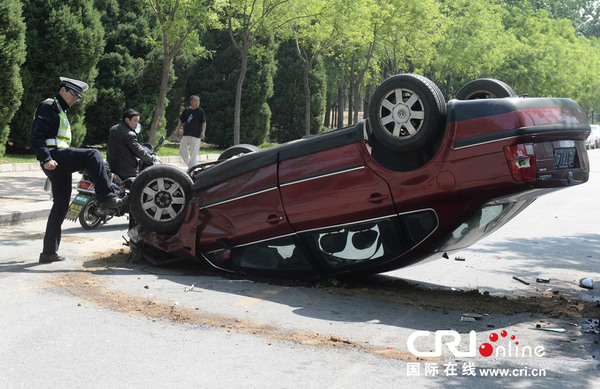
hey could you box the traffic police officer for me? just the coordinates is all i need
[31,77,124,264]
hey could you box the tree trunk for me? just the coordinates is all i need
[234,43,249,145]
[324,93,331,128]
[352,81,361,124]
[303,62,312,136]
[337,86,345,129]
[347,85,353,126]
[149,45,173,146]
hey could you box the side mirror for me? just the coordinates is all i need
[155,136,165,150]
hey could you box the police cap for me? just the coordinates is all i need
[59,77,89,98]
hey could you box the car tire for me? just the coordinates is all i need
[129,164,193,234]
[455,78,518,100]
[218,144,260,161]
[78,197,104,230]
[369,74,446,152]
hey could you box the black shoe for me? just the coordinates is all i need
[99,196,124,210]
[39,252,66,263]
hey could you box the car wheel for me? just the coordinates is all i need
[78,198,104,230]
[368,74,446,152]
[129,164,193,234]
[218,144,260,161]
[455,78,517,100]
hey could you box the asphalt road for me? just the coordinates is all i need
[1,151,600,388]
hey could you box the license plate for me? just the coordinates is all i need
[65,194,91,221]
[553,148,576,169]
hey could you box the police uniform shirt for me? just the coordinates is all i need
[31,94,71,164]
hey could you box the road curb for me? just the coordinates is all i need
[0,154,220,174]
[0,203,51,226]
[0,154,221,226]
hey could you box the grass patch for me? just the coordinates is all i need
[1,141,223,164]
[157,142,222,157]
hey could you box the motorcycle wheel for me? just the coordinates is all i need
[79,197,105,230]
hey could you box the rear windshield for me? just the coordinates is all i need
[439,199,534,251]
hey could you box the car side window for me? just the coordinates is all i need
[204,236,316,276]
[301,211,437,269]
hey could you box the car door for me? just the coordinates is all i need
[278,130,396,234]
[194,150,293,253]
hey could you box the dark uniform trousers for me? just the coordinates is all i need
[41,147,115,254]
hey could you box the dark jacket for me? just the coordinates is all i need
[31,94,70,164]
[107,122,154,179]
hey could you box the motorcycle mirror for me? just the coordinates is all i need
[155,136,165,149]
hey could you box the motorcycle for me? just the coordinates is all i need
[65,136,164,229]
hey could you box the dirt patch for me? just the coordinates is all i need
[0,230,92,242]
[49,262,425,362]
[322,277,600,318]
[48,249,598,361]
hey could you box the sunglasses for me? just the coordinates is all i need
[67,89,81,101]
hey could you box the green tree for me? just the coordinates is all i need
[193,28,275,147]
[498,3,600,119]
[86,0,162,145]
[433,0,515,97]
[227,0,307,144]
[11,0,104,150]
[290,0,359,135]
[0,0,26,157]
[164,45,199,139]
[505,0,599,36]
[375,0,441,79]
[270,39,326,142]
[143,0,223,145]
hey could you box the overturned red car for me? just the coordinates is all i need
[127,74,590,278]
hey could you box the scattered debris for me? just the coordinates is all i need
[579,278,594,289]
[454,256,466,262]
[536,276,550,283]
[184,284,195,292]
[144,285,149,289]
[462,313,484,320]
[513,276,530,285]
[461,316,476,322]
[582,319,600,334]
[535,324,566,333]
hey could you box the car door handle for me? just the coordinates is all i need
[368,193,389,203]
[266,214,284,224]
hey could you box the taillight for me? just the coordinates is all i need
[78,180,93,190]
[504,143,537,181]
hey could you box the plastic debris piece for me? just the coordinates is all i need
[536,276,550,283]
[513,276,530,285]
[184,284,195,292]
[461,316,476,322]
[536,327,567,333]
[454,256,466,261]
[462,313,484,320]
[579,278,594,289]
